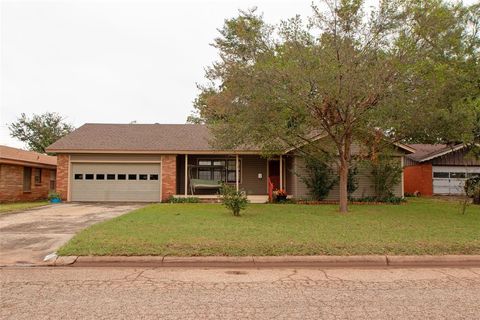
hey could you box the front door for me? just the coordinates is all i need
[268,160,280,190]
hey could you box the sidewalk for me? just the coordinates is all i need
[35,254,480,268]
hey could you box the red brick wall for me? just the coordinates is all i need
[161,155,177,201]
[56,154,70,201]
[404,163,433,196]
[0,164,54,202]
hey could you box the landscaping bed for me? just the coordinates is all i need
[58,198,480,256]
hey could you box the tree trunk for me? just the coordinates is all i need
[338,157,349,213]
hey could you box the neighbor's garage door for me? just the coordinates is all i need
[71,163,161,202]
[433,166,480,195]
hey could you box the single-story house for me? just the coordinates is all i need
[0,145,57,202]
[46,123,412,203]
[404,144,480,196]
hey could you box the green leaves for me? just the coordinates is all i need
[9,112,74,154]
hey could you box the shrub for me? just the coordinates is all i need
[347,166,359,198]
[47,191,61,201]
[465,177,480,205]
[167,196,200,203]
[369,157,402,199]
[300,157,337,201]
[219,184,249,216]
[352,196,405,204]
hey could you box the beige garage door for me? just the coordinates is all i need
[71,163,161,202]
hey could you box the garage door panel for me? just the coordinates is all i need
[71,163,161,202]
[432,166,480,195]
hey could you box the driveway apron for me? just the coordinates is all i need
[0,203,143,266]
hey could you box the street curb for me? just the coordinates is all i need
[48,255,480,268]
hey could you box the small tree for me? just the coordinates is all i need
[9,112,74,154]
[219,184,249,216]
[465,177,480,205]
[301,157,336,201]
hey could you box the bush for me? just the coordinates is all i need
[219,184,249,216]
[300,157,337,201]
[352,196,405,204]
[347,166,359,198]
[369,157,402,199]
[465,177,480,205]
[167,196,200,203]
[47,191,61,201]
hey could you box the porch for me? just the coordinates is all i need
[173,154,293,201]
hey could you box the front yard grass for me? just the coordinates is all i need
[0,201,49,214]
[58,198,480,256]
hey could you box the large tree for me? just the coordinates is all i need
[192,0,479,212]
[9,112,75,154]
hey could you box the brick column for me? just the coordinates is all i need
[161,155,177,201]
[56,154,70,201]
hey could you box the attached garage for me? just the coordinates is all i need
[405,144,480,196]
[71,163,161,202]
[433,166,480,195]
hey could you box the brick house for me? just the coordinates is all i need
[46,123,412,203]
[404,144,480,196]
[0,145,57,202]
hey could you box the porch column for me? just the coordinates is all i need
[279,154,283,190]
[184,154,188,196]
[235,154,239,192]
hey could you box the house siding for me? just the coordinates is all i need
[56,154,70,200]
[291,156,404,200]
[0,164,54,202]
[430,148,480,166]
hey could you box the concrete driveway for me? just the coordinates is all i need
[0,203,143,266]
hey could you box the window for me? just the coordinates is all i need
[226,160,240,183]
[74,174,83,180]
[107,174,116,180]
[468,173,480,178]
[85,174,94,180]
[96,174,105,180]
[196,158,241,183]
[198,160,212,166]
[118,174,126,180]
[450,172,466,179]
[50,170,56,191]
[198,168,212,180]
[34,168,42,185]
[139,174,148,180]
[128,174,137,180]
[23,167,32,192]
[150,174,159,180]
[433,172,449,178]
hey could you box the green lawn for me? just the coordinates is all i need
[0,201,49,214]
[58,198,480,256]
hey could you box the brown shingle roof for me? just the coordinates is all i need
[0,145,57,167]
[46,123,260,153]
[406,143,464,162]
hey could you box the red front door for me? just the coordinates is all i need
[268,160,280,190]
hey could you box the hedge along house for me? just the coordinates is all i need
[0,145,57,202]
[46,123,412,203]
[404,144,480,196]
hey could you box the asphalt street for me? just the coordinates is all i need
[1,266,479,319]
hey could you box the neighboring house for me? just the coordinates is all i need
[404,144,480,196]
[0,145,57,202]
[46,123,412,203]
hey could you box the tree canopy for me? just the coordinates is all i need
[192,0,479,212]
[9,112,75,154]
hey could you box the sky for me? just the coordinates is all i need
[0,0,476,149]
